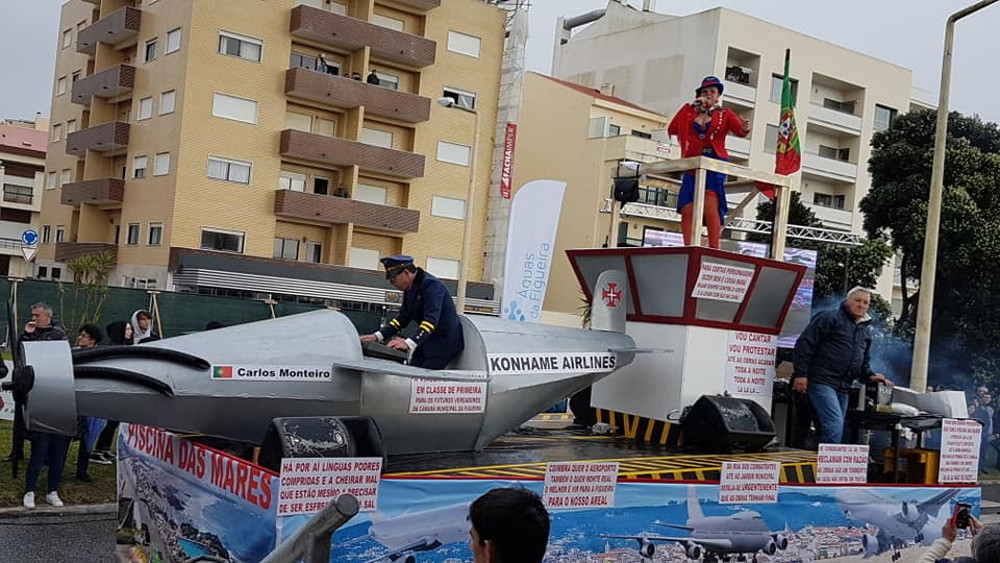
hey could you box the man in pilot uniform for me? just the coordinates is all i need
[360,255,464,369]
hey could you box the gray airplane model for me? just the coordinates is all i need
[602,486,790,563]
[5,270,638,461]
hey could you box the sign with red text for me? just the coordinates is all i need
[724,331,776,397]
[543,461,619,510]
[409,379,487,414]
[816,444,869,484]
[719,461,781,504]
[277,457,382,516]
[500,123,517,199]
[939,418,982,483]
[691,262,755,303]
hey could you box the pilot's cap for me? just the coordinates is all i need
[380,255,414,279]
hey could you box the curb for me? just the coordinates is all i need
[0,502,116,519]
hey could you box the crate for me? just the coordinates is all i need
[883,447,940,484]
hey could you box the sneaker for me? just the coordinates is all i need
[45,492,63,508]
[91,452,112,465]
[22,492,34,509]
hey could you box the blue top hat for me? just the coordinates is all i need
[695,75,724,95]
[380,255,414,279]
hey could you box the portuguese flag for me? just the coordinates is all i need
[775,49,801,176]
[212,366,233,379]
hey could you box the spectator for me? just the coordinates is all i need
[792,287,892,445]
[318,53,332,74]
[105,320,133,346]
[918,514,987,562]
[351,71,362,81]
[73,324,105,483]
[366,69,380,85]
[971,398,992,474]
[92,319,134,465]
[130,309,160,344]
[469,488,549,563]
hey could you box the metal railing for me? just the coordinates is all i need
[260,494,359,563]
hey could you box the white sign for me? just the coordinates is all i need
[816,444,869,484]
[724,332,776,397]
[21,247,37,263]
[487,352,617,375]
[719,461,781,504]
[691,262,755,303]
[409,379,487,414]
[543,461,619,510]
[0,388,13,422]
[939,418,982,483]
[211,365,332,381]
[277,457,382,516]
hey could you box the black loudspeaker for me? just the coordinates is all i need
[613,177,640,203]
[257,416,386,473]
[681,395,777,453]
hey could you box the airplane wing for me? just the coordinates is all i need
[332,358,490,382]
[652,521,695,532]
[361,535,441,563]
[917,489,961,515]
[602,534,734,552]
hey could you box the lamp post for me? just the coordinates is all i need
[911,0,998,393]
[436,97,481,314]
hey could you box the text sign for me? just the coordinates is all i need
[691,262,755,303]
[724,331,776,397]
[409,378,486,414]
[816,444,869,484]
[488,352,617,375]
[543,461,619,510]
[719,461,781,504]
[939,418,982,483]
[499,123,517,199]
[211,365,332,381]
[277,457,382,516]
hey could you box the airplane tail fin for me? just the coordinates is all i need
[590,270,627,333]
[687,484,704,522]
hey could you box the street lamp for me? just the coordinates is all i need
[436,96,481,314]
[911,0,998,393]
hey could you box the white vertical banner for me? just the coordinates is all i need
[501,180,566,322]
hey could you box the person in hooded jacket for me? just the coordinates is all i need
[130,309,160,344]
[89,319,133,465]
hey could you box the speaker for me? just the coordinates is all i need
[613,177,640,203]
[258,416,386,472]
[681,395,777,452]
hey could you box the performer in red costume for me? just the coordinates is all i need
[667,76,750,248]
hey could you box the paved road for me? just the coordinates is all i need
[0,511,117,562]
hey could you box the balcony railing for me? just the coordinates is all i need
[54,242,118,263]
[72,64,135,104]
[284,68,430,123]
[66,122,130,156]
[804,201,853,230]
[723,81,756,107]
[77,6,141,55]
[290,6,436,68]
[802,152,858,182]
[807,103,862,135]
[2,185,33,205]
[280,129,425,179]
[274,189,420,233]
[60,178,125,206]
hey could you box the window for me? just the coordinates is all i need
[71,71,80,83]
[154,152,170,176]
[212,93,258,124]
[273,237,299,260]
[313,177,329,195]
[56,76,67,96]
[447,30,481,58]
[874,104,898,132]
[201,228,245,253]
[46,172,56,189]
[372,71,399,90]
[361,128,393,148]
[608,124,621,136]
[51,268,61,280]
[52,124,63,142]
[38,267,48,279]
[284,112,312,132]
[769,74,798,104]
[305,241,322,263]
[219,31,262,62]
[431,195,466,220]
[0,209,31,223]
[148,222,163,245]
[3,184,33,204]
[813,193,846,209]
[631,130,652,139]
[137,96,153,120]
[328,1,347,15]
[126,223,141,245]
[160,90,176,114]
[372,14,405,32]
[427,257,460,280]
[313,117,335,137]
[290,52,319,72]
[77,20,86,33]
[279,171,307,192]
[355,184,387,204]
[42,225,52,243]
[349,247,380,270]
[133,155,148,179]
[763,124,778,154]
[67,119,77,133]
[442,87,476,110]
[56,226,65,243]
[145,39,158,62]
[725,65,751,85]
[166,28,181,54]
[436,141,471,165]
[62,29,72,49]
[61,169,72,184]
[207,156,252,184]
[818,145,850,161]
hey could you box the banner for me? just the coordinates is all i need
[500,180,566,323]
[499,123,517,199]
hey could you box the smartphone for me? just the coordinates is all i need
[952,502,972,529]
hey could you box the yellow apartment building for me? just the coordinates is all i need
[39,0,505,313]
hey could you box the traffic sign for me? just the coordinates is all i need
[21,230,38,246]
[21,247,37,263]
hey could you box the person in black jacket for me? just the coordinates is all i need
[792,287,892,444]
[360,255,464,369]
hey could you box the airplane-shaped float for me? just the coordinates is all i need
[602,485,790,562]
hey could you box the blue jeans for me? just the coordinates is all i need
[808,383,849,445]
[25,432,72,494]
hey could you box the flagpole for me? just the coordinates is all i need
[770,49,793,260]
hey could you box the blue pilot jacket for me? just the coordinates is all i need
[378,268,464,369]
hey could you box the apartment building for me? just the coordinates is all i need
[0,118,48,278]
[39,0,504,311]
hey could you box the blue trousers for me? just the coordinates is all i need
[25,432,72,494]
[808,383,849,445]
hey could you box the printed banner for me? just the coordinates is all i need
[487,352,617,375]
[210,364,332,381]
[724,331,776,397]
[719,461,781,504]
[499,123,517,199]
[817,444,870,484]
[501,179,566,323]
[277,458,382,516]
[543,461,618,510]
[940,418,982,483]
[409,379,487,414]
[691,261,755,302]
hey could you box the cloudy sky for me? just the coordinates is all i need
[2,0,997,123]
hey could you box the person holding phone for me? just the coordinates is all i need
[918,503,989,562]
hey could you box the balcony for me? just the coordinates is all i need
[723,80,756,108]
[285,68,431,123]
[394,0,440,9]
[290,6,436,68]
[72,64,135,104]
[602,134,672,163]
[54,242,118,263]
[807,103,862,136]
[804,201,853,231]
[727,135,751,159]
[280,129,425,179]
[66,122,130,156]
[802,152,857,183]
[60,178,125,207]
[275,189,420,233]
[77,6,141,55]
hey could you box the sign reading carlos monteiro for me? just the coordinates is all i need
[487,352,617,375]
[211,365,333,381]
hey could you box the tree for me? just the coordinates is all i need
[64,250,117,333]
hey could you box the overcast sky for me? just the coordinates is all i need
[2,1,997,124]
